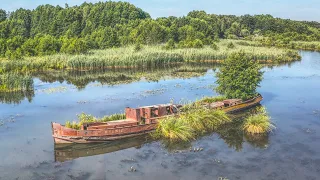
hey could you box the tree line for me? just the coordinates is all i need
[0,1,319,59]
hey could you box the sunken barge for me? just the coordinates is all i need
[52,95,263,144]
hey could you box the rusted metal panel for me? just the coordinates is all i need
[125,108,140,121]
[210,102,225,109]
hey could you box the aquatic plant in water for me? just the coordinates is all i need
[243,107,275,134]
[154,117,195,142]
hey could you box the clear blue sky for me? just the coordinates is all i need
[1,0,320,22]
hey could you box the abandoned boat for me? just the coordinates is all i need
[52,95,263,144]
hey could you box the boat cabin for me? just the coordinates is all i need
[81,104,179,130]
[125,104,179,125]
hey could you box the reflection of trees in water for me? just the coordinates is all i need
[0,73,35,104]
[33,63,216,90]
[0,90,34,104]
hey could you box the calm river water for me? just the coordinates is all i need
[0,51,319,180]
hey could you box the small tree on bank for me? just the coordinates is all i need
[216,51,263,100]
[164,39,176,50]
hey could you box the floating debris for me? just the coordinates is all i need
[218,177,229,180]
[77,101,88,104]
[128,166,137,172]
[143,88,167,95]
[37,86,68,94]
[121,158,137,163]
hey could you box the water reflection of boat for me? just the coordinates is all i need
[51,95,263,144]
[54,135,151,162]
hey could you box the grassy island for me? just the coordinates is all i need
[0,40,301,73]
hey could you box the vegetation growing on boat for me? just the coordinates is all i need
[216,51,263,100]
[243,107,275,134]
[196,96,227,104]
[65,113,126,130]
[154,117,195,142]
[153,106,231,142]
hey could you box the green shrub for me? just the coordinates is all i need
[243,107,275,134]
[164,39,176,50]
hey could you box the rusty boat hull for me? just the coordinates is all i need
[52,95,263,144]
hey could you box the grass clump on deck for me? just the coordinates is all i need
[243,107,275,134]
[153,106,231,142]
[196,96,227,104]
[65,112,126,130]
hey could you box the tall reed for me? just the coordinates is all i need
[0,41,301,73]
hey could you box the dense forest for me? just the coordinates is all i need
[0,1,320,59]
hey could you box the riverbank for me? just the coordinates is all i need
[0,40,301,73]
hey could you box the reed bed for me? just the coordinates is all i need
[236,39,320,52]
[65,112,126,130]
[0,41,301,73]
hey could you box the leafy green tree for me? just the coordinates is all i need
[0,9,6,22]
[164,38,176,50]
[61,38,89,54]
[5,48,23,60]
[211,42,219,50]
[21,38,38,56]
[0,39,6,57]
[131,20,167,44]
[192,39,204,48]
[6,36,25,52]
[216,51,263,100]
[36,35,61,56]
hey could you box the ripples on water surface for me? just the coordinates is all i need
[0,51,320,180]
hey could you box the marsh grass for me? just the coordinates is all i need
[0,40,301,73]
[65,112,126,130]
[243,107,275,134]
[153,106,231,142]
[154,117,195,142]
